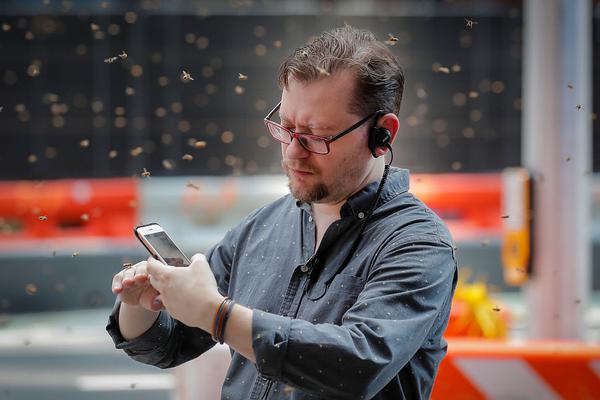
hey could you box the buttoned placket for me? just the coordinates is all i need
[250,209,316,400]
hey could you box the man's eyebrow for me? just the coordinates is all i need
[277,111,333,130]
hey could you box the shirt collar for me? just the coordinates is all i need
[294,167,410,220]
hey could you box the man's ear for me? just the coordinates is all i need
[374,113,399,158]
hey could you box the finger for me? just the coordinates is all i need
[121,267,138,287]
[150,294,164,311]
[191,253,206,263]
[190,253,209,272]
[122,261,146,287]
[148,273,161,292]
[146,256,167,278]
[112,272,125,293]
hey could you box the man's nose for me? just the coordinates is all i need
[285,136,310,159]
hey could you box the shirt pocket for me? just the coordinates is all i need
[298,274,365,325]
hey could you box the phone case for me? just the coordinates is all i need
[134,223,161,260]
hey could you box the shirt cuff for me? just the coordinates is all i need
[252,310,292,380]
[106,299,171,353]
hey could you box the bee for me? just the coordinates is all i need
[104,57,118,64]
[316,66,330,76]
[118,50,128,59]
[501,215,509,219]
[238,73,248,81]
[141,167,151,178]
[567,83,574,89]
[464,18,478,29]
[130,146,143,156]
[72,251,80,257]
[25,284,38,295]
[492,307,501,312]
[182,70,194,81]
[575,104,583,111]
[384,34,398,46]
[122,263,133,269]
[186,182,200,190]
[162,160,175,170]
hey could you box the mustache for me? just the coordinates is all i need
[281,160,317,174]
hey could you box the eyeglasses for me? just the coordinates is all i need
[263,101,380,155]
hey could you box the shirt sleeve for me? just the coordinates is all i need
[251,234,458,399]
[106,298,215,369]
[105,222,244,369]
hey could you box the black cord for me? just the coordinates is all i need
[337,155,392,273]
[307,146,394,285]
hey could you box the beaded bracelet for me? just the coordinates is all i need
[217,300,236,344]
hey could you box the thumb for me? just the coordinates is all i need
[189,253,207,269]
[146,256,167,278]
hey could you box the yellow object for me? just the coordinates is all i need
[446,271,509,339]
[501,168,532,285]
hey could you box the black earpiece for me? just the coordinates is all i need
[368,125,392,158]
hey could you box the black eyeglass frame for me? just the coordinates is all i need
[263,101,382,155]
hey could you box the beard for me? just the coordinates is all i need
[281,160,329,203]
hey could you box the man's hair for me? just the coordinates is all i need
[277,24,405,117]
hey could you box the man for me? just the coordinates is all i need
[107,25,457,399]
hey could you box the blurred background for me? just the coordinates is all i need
[0,0,598,399]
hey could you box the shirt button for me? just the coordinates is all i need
[300,265,309,273]
[308,216,313,222]
[358,212,365,219]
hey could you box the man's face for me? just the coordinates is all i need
[279,70,374,204]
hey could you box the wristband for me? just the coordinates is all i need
[212,297,230,342]
[217,300,236,344]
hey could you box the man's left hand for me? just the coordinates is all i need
[146,253,224,332]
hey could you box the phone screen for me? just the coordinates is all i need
[144,231,190,267]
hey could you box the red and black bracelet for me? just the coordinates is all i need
[212,297,235,344]
[217,300,235,344]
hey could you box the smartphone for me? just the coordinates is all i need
[134,223,191,267]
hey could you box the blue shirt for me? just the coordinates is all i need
[107,167,458,399]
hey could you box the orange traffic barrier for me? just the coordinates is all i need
[432,339,600,399]
[0,174,503,242]
[411,174,502,240]
[0,178,138,240]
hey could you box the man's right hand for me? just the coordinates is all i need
[112,260,163,312]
